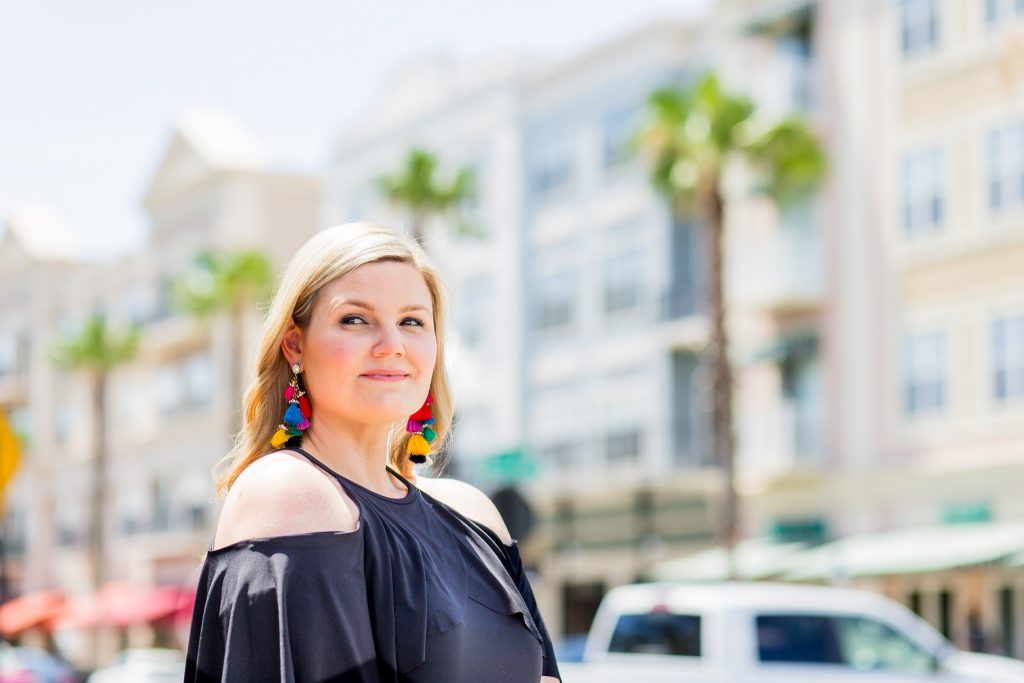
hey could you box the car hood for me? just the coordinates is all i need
[943,650,1024,681]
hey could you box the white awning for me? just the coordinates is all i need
[781,519,1024,581]
[649,519,1024,583]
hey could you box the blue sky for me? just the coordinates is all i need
[0,0,712,260]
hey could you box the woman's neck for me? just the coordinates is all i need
[299,422,407,495]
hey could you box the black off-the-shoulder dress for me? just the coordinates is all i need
[184,447,561,682]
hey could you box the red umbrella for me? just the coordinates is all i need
[54,582,196,629]
[0,590,65,637]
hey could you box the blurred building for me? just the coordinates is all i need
[0,109,318,665]
[710,0,1024,657]
[324,0,1024,655]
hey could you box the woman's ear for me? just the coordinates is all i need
[281,320,303,366]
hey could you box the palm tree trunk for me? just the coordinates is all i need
[89,372,107,590]
[88,371,108,665]
[700,181,738,580]
[229,304,244,439]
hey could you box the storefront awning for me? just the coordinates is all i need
[650,519,1024,583]
[780,519,1024,581]
[55,582,196,629]
[0,590,65,636]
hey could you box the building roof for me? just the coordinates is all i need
[173,107,269,170]
[143,108,269,208]
[1,205,82,262]
[333,52,537,155]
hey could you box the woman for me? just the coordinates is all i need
[184,223,561,682]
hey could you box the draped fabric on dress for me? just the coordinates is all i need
[184,449,560,683]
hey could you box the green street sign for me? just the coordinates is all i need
[481,448,538,482]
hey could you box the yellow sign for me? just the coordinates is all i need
[0,409,21,501]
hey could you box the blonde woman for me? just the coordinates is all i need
[184,223,561,682]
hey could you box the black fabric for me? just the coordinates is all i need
[184,448,560,682]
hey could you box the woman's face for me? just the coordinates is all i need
[287,260,437,427]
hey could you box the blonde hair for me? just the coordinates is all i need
[214,222,453,497]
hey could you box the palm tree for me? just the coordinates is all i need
[173,249,273,435]
[636,73,826,577]
[52,314,138,592]
[377,148,475,244]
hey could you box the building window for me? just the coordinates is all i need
[459,276,491,349]
[458,161,483,231]
[663,218,704,320]
[904,330,946,417]
[602,251,643,315]
[56,498,84,547]
[898,0,939,59]
[153,274,176,322]
[988,122,1024,212]
[7,405,30,446]
[183,353,212,408]
[124,285,157,327]
[151,477,172,532]
[901,148,944,238]
[603,104,641,169]
[986,0,1024,24]
[157,364,182,417]
[993,314,1024,401]
[0,334,13,379]
[528,131,574,200]
[55,403,74,444]
[539,441,579,473]
[158,351,212,416]
[534,271,576,331]
[606,428,642,465]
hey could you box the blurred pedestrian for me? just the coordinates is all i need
[183,223,560,682]
[968,611,987,653]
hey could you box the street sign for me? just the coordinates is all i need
[480,448,538,482]
[0,409,20,503]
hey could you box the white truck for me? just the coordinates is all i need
[557,582,1024,682]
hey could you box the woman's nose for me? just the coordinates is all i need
[371,324,405,356]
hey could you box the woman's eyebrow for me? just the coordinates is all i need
[330,298,431,314]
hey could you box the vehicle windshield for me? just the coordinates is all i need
[608,612,702,656]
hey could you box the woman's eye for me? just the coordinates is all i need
[340,315,425,327]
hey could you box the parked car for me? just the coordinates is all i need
[558,582,1024,682]
[85,649,184,683]
[12,647,77,683]
[0,641,37,683]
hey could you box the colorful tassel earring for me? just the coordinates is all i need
[405,393,435,464]
[272,363,311,448]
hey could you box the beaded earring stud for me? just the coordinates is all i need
[405,393,435,464]
[271,363,311,448]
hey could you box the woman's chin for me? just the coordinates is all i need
[354,400,419,423]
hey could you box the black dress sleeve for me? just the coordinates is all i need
[502,540,561,681]
[184,530,380,683]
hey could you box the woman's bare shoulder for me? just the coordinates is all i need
[415,475,513,545]
[212,450,358,550]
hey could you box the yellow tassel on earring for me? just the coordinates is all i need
[407,433,430,456]
[271,426,290,448]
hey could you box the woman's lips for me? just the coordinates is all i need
[360,373,409,382]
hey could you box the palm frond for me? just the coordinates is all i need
[51,314,139,373]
